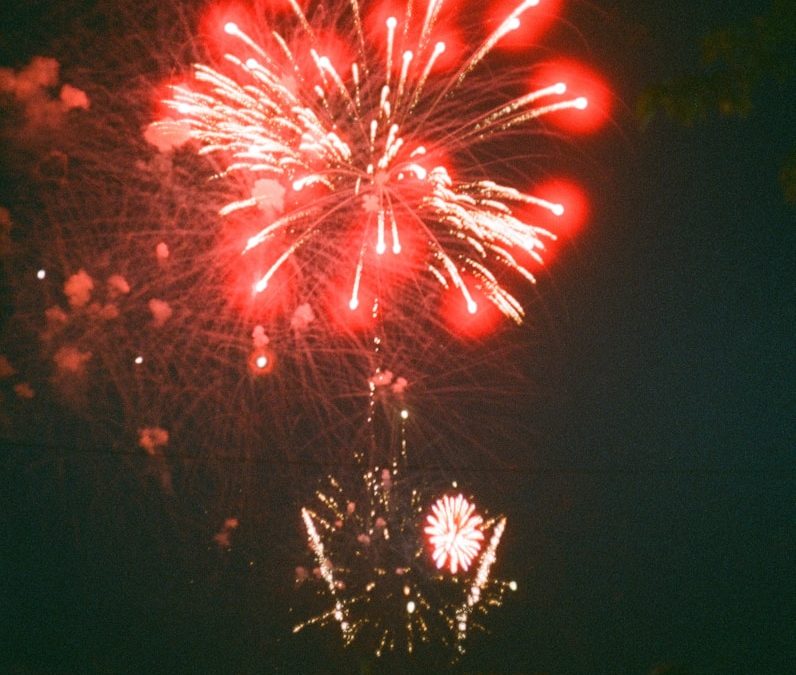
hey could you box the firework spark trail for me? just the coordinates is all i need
[300,506,353,640]
[161,0,593,325]
[455,515,507,650]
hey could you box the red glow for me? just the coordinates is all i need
[197,2,304,70]
[510,178,588,270]
[168,2,609,332]
[366,216,428,281]
[364,1,464,73]
[151,77,189,119]
[534,59,611,134]
[405,139,451,178]
[329,280,377,333]
[218,215,296,319]
[485,0,563,50]
[441,278,502,338]
[532,178,589,237]
[285,180,332,211]
[364,0,408,43]
[424,25,465,72]
[298,31,355,83]
[198,3,257,61]
[248,347,275,375]
[260,0,298,15]
[325,214,427,331]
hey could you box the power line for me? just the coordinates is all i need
[2,435,792,477]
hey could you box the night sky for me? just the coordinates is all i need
[1,1,794,673]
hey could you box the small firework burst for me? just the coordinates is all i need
[424,493,484,574]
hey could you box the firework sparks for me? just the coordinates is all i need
[295,459,510,658]
[160,0,600,326]
[424,493,484,574]
[456,515,507,650]
[295,470,435,655]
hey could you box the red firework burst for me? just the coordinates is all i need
[153,0,608,332]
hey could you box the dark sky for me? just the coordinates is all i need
[1,1,794,673]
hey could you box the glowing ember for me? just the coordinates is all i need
[425,493,484,574]
[248,347,275,374]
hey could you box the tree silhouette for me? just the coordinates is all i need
[637,0,796,202]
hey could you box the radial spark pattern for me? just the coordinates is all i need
[424,493,484,574]
[160,0,596,325]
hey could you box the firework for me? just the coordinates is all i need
[295,470,434,656]
[455,514,506,651]
[424,493,484,574]
[159,0,603,327]
[294,454,513,658]
[1,0,604,475]
[0,3,606,661]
